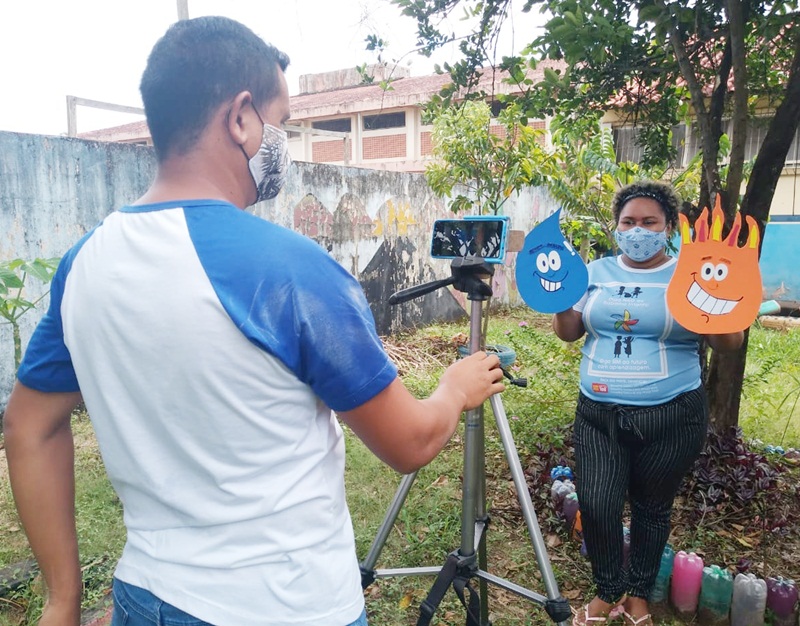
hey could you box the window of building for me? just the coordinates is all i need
[363,112,406,131]
[788,128,800,164]
[312,118,352,133]
[618,117,800,169]
[613,123,687,168]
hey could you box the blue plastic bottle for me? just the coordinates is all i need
[550,465,574,481]
[731,573,767,626]
[698,564,733,623]
[649,544,675,604]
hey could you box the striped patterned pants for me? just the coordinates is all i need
[573,385,708,602]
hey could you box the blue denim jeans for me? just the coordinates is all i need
[111,578,369,625]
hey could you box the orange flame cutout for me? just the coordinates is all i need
[667,196,762,334]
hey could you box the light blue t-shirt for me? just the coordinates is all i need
[573,255,701,405]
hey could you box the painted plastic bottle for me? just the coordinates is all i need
[562,492,580,528]
[671,551,704,614]
[650,544,675,604]
[698,564,734,623]
[731,573,767,626]
[766,576,798,626]
[758,299,781,316]
[571,510,583,542]
[622,526,631,570]
[550,478,575,512]
[550,465,574,481]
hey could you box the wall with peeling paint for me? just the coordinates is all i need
[0,131,557,411]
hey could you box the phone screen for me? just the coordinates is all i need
[430,217,509,263]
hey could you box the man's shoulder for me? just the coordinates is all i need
[177,202,331,260]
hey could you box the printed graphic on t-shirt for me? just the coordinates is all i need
[579,256,700,405]
[614,285,643,298]
[585,283,669,381]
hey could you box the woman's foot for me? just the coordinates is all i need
[572,596,626,625]
[621,596,653,626]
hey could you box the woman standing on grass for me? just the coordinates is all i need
[552,181,743,626]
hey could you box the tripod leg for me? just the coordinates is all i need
[476,406,491,625]
[489,394,570,626]
[360,471,418,588]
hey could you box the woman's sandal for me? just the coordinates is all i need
[571,605,612,625]
[621,611,653,626]
[571,594,628,626]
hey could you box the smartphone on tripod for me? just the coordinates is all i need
[430,216,510,263]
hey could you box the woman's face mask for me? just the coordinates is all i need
[614,226,668,262]
[244,104,291,203]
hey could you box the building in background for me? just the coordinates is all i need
[77,63,800,217]
[77,63,555,172]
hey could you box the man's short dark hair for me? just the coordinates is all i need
[612,180,681,230]
[140,16,290,161]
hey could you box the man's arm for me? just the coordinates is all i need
[3,382,82,626]
[339,351,505,474]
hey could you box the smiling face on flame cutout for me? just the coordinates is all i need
[515,208,589,314]
[666,195,762,334]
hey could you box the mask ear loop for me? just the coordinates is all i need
[250,101,266,127]
[239,101,266,164]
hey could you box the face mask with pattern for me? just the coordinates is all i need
[243,104,291,203]
[614,226,668,262]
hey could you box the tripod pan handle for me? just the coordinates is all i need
[389,278,456,305]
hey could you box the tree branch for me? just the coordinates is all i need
[725,0,749,211]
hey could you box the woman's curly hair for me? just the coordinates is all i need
[611,181,681,230]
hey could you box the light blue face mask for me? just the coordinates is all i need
[614,226,668,262]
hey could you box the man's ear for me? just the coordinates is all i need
[226,90,254,147]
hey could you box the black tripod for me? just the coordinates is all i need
[360,258,571,626]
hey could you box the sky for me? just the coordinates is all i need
[0,0,544,137]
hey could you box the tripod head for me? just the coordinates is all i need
[388,257,495,306]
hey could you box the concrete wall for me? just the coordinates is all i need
[0,131,557,412]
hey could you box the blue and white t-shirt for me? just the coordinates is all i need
[18,200,398,626]
[573,255,701,405]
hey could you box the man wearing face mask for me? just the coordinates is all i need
[3,17,505,626]
[551,181,742,626]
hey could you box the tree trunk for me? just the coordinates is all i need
[705,36,800,434]
[706,331,750,432]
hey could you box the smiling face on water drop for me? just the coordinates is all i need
[515,209,588,314]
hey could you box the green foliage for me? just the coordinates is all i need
[394,0,800,215]
[0,258,60,371]
[425,99,548,214]
[740,325,800,446]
